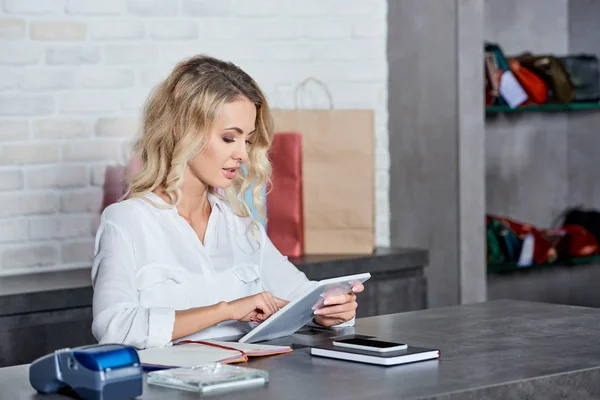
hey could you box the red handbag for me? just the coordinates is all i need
[544,225,598,258]
[266,132,304,257]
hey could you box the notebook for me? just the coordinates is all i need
[310,343,440,366]
[139,340,292,370]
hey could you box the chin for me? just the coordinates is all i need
[211,179,234,190]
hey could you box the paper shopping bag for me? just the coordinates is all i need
[271,108,375,255]
[266,132,304,257]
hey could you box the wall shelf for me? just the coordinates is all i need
[486,102,600,113]
[487,255,600,274]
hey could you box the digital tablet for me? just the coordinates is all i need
[238,273,371,343]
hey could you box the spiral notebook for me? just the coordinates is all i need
[139,340,292,371]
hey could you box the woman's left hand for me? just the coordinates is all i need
[313,283,364,327]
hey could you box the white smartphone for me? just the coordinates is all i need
[332,338,408,353]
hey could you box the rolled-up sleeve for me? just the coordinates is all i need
[258,226,310,301]
[91,220,175,349]
[258,227,356,328]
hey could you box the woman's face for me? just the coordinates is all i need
[188,97,257,189]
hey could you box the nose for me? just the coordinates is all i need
[232,141,248,163]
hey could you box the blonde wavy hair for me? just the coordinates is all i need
[126,54,273,224]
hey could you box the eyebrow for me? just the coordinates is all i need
[224,127,256,135]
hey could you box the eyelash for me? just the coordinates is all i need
[223,137,253,145]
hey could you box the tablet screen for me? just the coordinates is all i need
[238,273,371,343]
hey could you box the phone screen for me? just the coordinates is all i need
[336,338,405,348]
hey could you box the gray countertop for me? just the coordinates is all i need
[3,300,600,399]
[0,247,427,317]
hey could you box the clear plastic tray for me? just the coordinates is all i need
[147,363,269,395]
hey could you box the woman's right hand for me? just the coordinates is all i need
[227,292,289,323]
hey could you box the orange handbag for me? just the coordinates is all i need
[509,59,549,104]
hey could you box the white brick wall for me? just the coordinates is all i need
[0,0,389,275]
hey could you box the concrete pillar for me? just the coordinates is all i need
[388,0,486,307]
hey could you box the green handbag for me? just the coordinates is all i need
[487,217,522,265]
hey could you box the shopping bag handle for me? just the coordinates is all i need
[294,77,334,109]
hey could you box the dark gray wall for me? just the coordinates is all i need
[388,0,486,307]
[485,0,600,224]
[568,0,600,210]
[484,0,570,228]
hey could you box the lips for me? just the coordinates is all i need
[222,167,238,180]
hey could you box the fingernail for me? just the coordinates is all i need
[314,309,322,315]
[323,299,331,306]
[352,286,358,292]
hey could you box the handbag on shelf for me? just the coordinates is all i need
[486,216,522,265]
[508,58,548,104]
[544,225,599,259]
[485,42,528,108]
[485,52,502,106]
[486,215,558,266]
[515,54,575,103]
[557,55,600,102]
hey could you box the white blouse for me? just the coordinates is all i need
[91,192,321,349]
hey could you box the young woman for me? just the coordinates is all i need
[91,55,363,349]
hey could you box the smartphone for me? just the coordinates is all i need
[332,338,408,353]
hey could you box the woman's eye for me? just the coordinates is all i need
[245,140,253,145]
[223,137,235,143]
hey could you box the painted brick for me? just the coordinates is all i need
[46,46,101,65]
[312,39,385,60]
[375,148,390,171]
[0,120,28,141]
[19,70,74,91]
[30,21,87,41]
[301,18,352,39]
[0,70,18,90]
[182,0,231,16]
[197,19,242,39]
[0,43,42,65]
[0,2,390,255]
[91,165,107,186]
[0,95,54,116]
[65,0,124,15]
[29,215,94,239]
[0,243,59,270]
[60,189,104,213]
[105,45,158,64]
[0,218,28,243]
[63,140,123,162]
[0,142,60,164]
[34,119,93,139]
[149,20,197,40]
[231,0,279,16]
[27,165,88,189]
[121,90,149,112]
[2,0,66,15]
[0,192,59,217]
[95,117,139,138]
[59,93,119,114]
[0,19,25,38]
[0,170,24,190]
[76,69,135,89]
[127,0,177,16]
[61,239,95,263]
[353,19,386,38]
[89,21,145,40]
